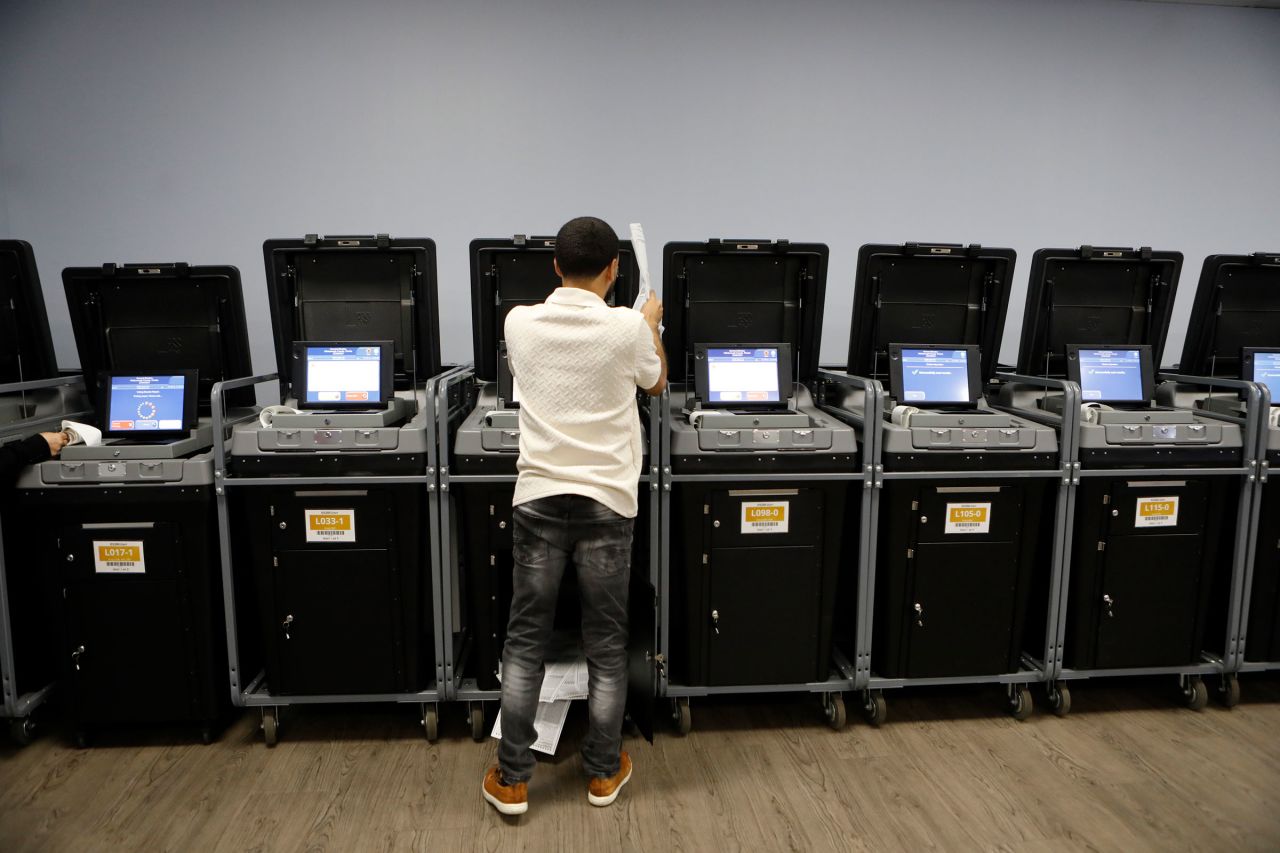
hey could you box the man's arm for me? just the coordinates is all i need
[639,292,667,397]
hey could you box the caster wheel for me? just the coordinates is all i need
[422,704,439,742]
[9,717,35,746]
[1218,675,1240,709]
[1009,686,1033,721]
[1183,677,1208,711]
[200,727,214,746]
[862,691,887,727]
[262,709,279,747]
[824,694,847,731]
[74,731,90,750]
[469,703,486,741]
[672,698,691,735]
[1048,682,1072,717]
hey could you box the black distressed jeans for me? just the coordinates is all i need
[498,494,634,782]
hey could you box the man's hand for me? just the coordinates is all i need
[42,431,69,457]
[641,291,663,330]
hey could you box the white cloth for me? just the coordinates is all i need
[505,286,662,518]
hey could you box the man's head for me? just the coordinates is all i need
[554,216,620,299]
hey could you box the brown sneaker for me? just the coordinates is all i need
[482,766,528,816]
[587,751,632,807]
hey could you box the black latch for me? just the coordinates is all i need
[513,234,527,247]
[1080,245,1094,259]
[965,243,983,256]
[101,263,117,276]
[1139,246,1152,261]
[376,233,390,248]
[303,233,319,247]
[773,239,790,253]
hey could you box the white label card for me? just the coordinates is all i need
[1134,496,1179,528]
[741,501,789,534]
[944,502,992,534]
[94,540,146,574]
[304,508,356,543]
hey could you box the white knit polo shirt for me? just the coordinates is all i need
[505,286,662,519]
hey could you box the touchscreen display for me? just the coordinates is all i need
[706,347,781,404]
[108,375,188,432]
[1250,351,1280,397]
[899,348,973,403]
[305,345,383,404]
[1077,348,1146,402]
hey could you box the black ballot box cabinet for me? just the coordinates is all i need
[233,484,430,695]
[18,486,230,737]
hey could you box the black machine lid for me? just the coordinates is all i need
[263,234,442,395]
[1178,252,1280,378]
[0,240,58,383]
[846,242,1015,385]
[1015,246,1182,378]
[663,239,828,383]
[469,234,641,383]
[62,262,252,415]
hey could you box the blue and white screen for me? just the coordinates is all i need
[706,348,781,404]
[1078,349,1146,401]
[1251,351,1280,397]
[108,375,187,432]
[899,349,973,403]
[305,345,382,404]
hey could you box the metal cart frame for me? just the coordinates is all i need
[211,373,449,745]
[825,370,1081,723]
[1232,378,1276,681]
[0,375,93,743]
[434,364,662,740]
[1047,373,1266,710]
[657,374,879,732]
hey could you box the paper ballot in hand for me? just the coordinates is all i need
[61,420,102,447]
[629,223,663,332]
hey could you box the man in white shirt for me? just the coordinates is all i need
[482,217,666,816]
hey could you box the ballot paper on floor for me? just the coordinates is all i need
[491,643,591,754]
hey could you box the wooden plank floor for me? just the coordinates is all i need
[2,678,1279,851]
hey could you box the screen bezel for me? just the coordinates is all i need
[693,343,793,408]
[1242,346,1280,394]
[99,370,199,439]
[888,343,983,406]
[1066,344,1154,404]
[292,340,395,409]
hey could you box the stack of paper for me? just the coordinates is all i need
[491,645,591,755]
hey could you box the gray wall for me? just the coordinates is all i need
[2,0,1278,374]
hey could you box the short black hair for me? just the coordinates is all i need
[555,216,619,278]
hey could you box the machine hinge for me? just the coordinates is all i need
[911,500,918,511]
[1097,541,1106,552]
[490,555,496,566]
[269,505,276,516]
[489,505,495,515]
[272,557,278,567]
[906,548,914,559]
[702,553,708,565]
[1102,495,1110,505]
[703,504,710,514]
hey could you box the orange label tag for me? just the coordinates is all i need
[1135,497,1179,528]
[304,509,356,542]
[94,540,146,573]
[741,501,789,534]
[945,502,991,534]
